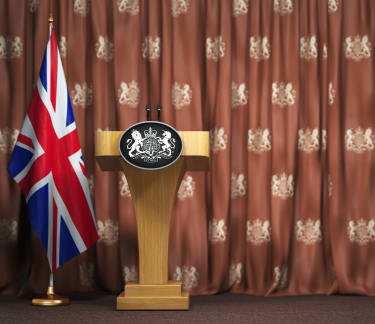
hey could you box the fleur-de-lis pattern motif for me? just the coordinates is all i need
[300,36,318,61]
[295,219,322,245]
[328,0,339,13]
[97,219,119,245]
[206,36,225,62]
[118,81,140,108]
[58,36,67,58]
[171,0,189,17]
[273,265,288,290]
[297,129,316,153]
[323,44,328,59]
[171,82,192,109]
[95,36,113,62]
[79,263,95,287]
[231,82,248,108]
[208,219,227,242]
[173,265,199,291]
[329,82,335,105]
[231,173,247,199]
[119,174,131,198]
[29,0,39,13]
[0,36,23,60]
[273,0,293,16]
[344,35,371,62]
[0,220,18,244]
[345,127,375,153]
[177,175,196,201]
[248,128,271,154]
[123,265,138,282]
[246,219,271,245]
[322,130,327,150]
[328,175,333,197]
[210,127,228,153]
[142,36,161,61]
[0,127,19,154]
[298,128,323,153]
[73,0,90,16]
[272,173,294,199]
[348,219,375,245]
[118,0,139,15]
[249,36,271,61]
[229,262,242,286]
[272,82,296,108]
[232,0,248,17]
[71,82,93,108]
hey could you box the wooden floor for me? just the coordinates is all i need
[0,292,374,324]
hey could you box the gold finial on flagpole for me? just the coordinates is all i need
[48,0,53,26]
[48,15,54,26]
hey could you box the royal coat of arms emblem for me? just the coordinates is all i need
[119,121,183,170]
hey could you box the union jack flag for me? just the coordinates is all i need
[7,26,98,272]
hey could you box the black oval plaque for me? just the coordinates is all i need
[119,121,183,170]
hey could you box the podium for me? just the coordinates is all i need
[95,130,209,310]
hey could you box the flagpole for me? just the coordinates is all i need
[49,272,54,287]
[31,11,70,306]
[48,5,53,36]
[49,0,53,25]
[47,272,54,295]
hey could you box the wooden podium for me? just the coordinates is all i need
[95,130,209,310]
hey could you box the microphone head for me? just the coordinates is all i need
[156,105,162,111]
[146,104,152,111]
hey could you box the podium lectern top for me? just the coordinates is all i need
[96,131,210,172]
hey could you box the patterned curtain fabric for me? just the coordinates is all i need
[1,0,375,296]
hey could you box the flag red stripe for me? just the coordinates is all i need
[17,133,34,150]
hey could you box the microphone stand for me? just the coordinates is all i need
[156,105,162,121]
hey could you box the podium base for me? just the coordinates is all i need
[116,281,189,310]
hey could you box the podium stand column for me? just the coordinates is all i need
[117,158,189,310]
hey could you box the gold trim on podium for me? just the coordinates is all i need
[95,130,209,310]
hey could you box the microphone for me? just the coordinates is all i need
[156,105,162,121]
[146,104,151,121]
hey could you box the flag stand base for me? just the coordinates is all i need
[32,286,70,306]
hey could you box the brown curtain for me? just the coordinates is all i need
[1,0,375,296]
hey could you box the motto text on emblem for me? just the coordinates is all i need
[119,121,183,170]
